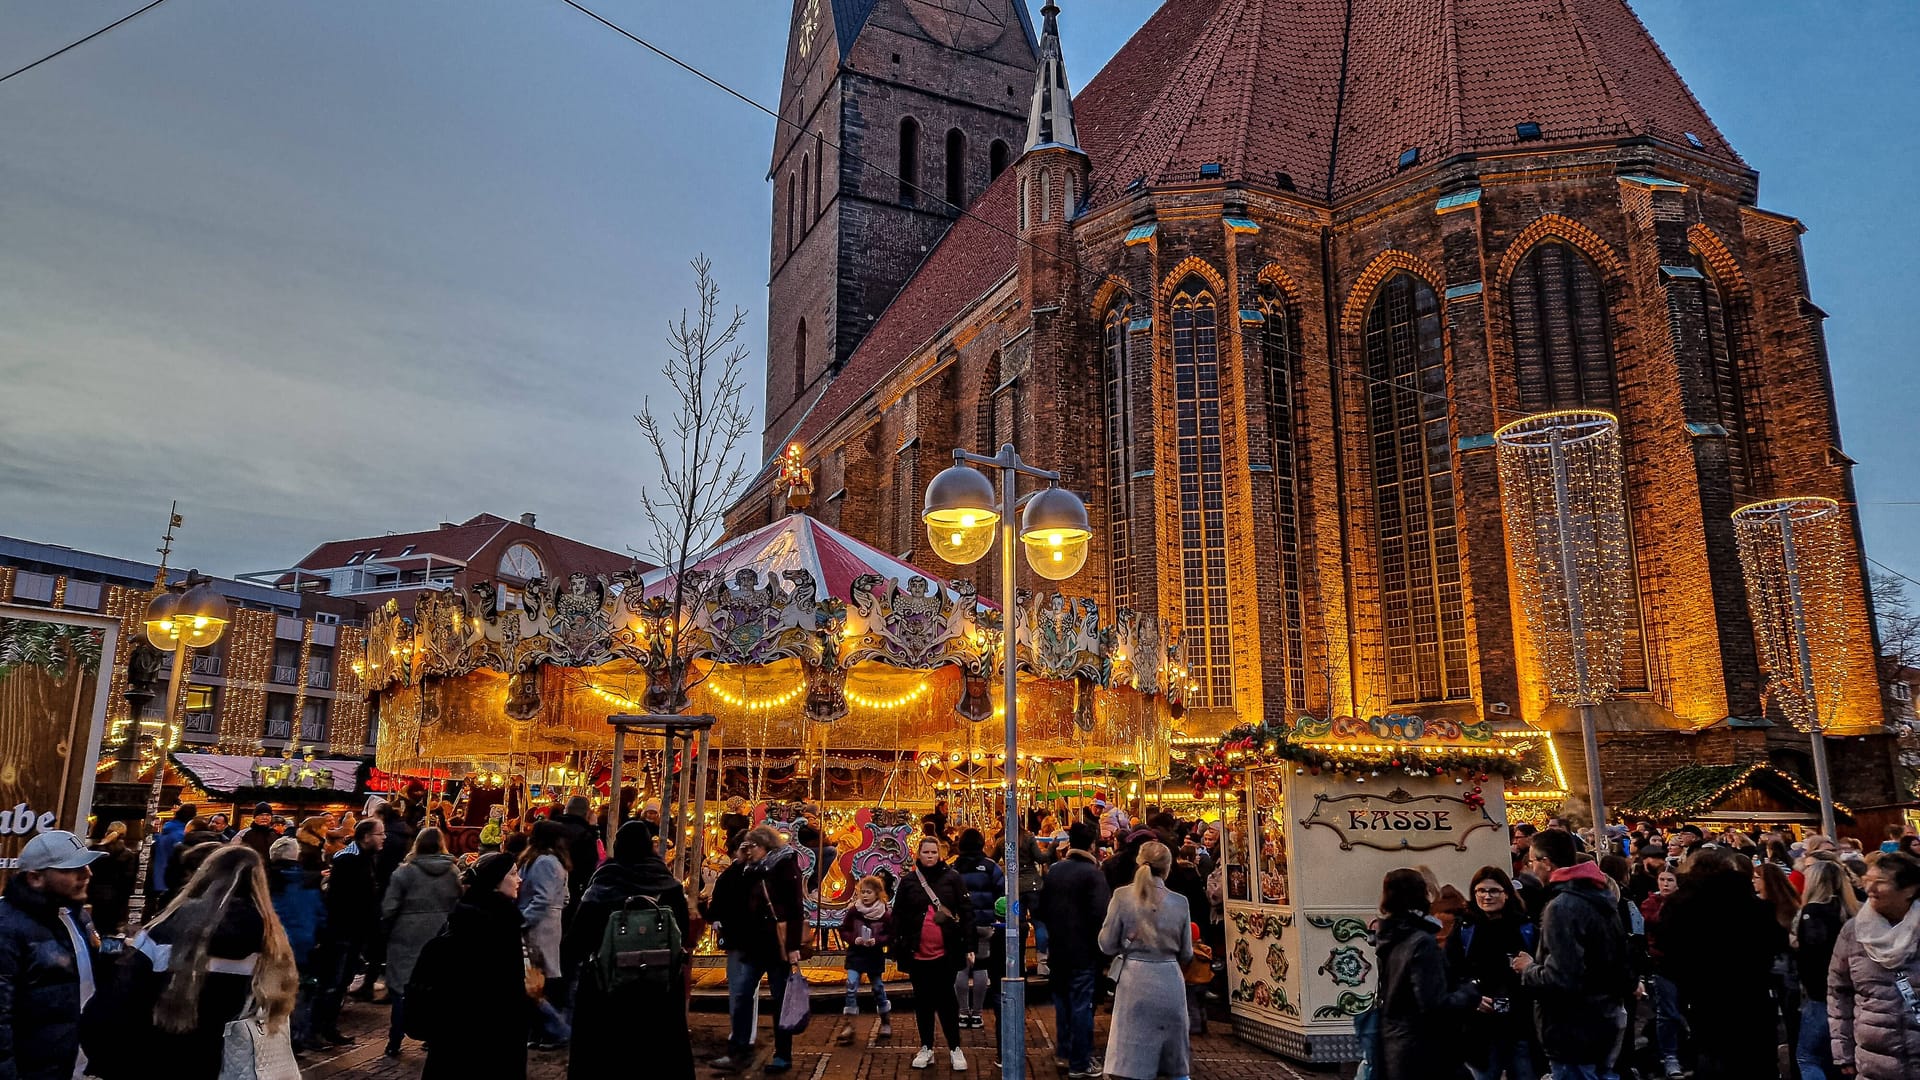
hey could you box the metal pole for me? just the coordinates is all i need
[130,639,188,928]
[1548,428,1607,834]
[1779,509,1840,839]
[609,727,626,828]
[998,446,1027,1080]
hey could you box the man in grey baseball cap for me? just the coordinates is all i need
[1,830,104,1078]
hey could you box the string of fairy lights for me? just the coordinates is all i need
[1734,498,1854,735]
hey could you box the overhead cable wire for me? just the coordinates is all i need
[0,0,172,86]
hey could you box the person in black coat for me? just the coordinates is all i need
[1658,848,1788,1080]
[86,823,139,939]
[1034,823,1110,1078]
[1514,831,1635,1077]
[715,826,808,1072]
[948,830,1003,1028]
[564,821,691,1080]
[891,835,975,1070]
[0,832,103,1080]
[553,796,603,907]
[311,816,385,1044]
[422,854,528,1080]
[1446,867,1538,1080]
[1374,869,1478,1080]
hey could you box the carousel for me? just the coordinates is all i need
[360,512,1187,935]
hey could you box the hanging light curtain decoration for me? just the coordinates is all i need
[1732,497,1850,733]
[1494,410,1635,704]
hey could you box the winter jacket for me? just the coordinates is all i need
[1826,911,1920,1080]
[1034,850,1111,971]
[322,844,379,944]
[374,814,413,889]
[890,862,974,968]
[238,824,278,861]
[735,848,807,968]
[85,841,139,939]
[130,896,269,1079]
[1096,880,1193,1080]
[1446,906,1537,1062]
[950,851,1005,926]
[699,860,751,952]
[1518,863,1632,1065]
[554,813,602,904]
[0,877,98,1080]
[1658,870,1785,1076]
[1375,912,1479,1080]
[267,863,326,969]
[149,819,188,893]
[421,890,527,1080]
[518,853,568,977]
[565,838,692,1080]
[380,854,463,992]
[1795,899,1846,1002]
[841,902,892,975]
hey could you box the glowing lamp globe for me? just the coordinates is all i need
[923,464,999,565]
[142,590,182,651]
[1019,485,1091,581]
[146,581,232,650]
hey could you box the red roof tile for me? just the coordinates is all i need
[290,514,641,580]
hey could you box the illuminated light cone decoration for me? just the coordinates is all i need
[1495,410,1635,831]
[1733,496,1849,839]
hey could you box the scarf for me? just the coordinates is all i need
[850,895,890,921]
[1854,901,1920,969]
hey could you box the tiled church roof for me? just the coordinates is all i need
[793,0,1738,449]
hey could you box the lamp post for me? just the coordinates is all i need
[130,572,230,926]
[1733,497,1849,840]
[924,445,1090,1080]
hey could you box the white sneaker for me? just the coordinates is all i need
[950,1048,967,1071]
[912,1047,936,1070]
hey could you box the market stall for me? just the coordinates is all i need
[1202,715,1525,1064]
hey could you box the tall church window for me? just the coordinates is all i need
[1172,283,1232,708]
[1103,307,1136,612]
[1063,173,1075,219]
[1680,252,1754,496]
[1510,240,1615,410]
[945,129,966,208]
[1019,177,1029,231]
[1259,289,1308,712]
[989,140,1010,180]
[785,174,796,253]
[899,117,920,206]
[1364,273,1468,704]
[814,142,824,222]
[1040,171,1052,223]
[799,154,810,226]
[1508,240,1649,690]
[795,318,808,394]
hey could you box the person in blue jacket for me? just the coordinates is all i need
[147,805,196,906]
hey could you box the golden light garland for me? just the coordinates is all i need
[1733,498,1851,734]
[845,679,930,710]
[1495,410,1635,704]
[705,678,806,712]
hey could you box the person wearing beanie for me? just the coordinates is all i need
[265,833,326,1050]
[554,795,602,908]
[421,853,526,1080]
[240,801,280,861]
[1036,822,1110,1078]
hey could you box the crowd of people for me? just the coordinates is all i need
[1369,820,1920,1080]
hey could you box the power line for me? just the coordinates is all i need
[1868,556,1920,592]
[0,0,172,86]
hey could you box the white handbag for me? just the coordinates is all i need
[219,998,301,1080]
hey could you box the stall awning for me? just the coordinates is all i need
[1619,763,1851,824]
[171,753,367,803]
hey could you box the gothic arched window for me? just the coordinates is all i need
[1364,273,1468,704]
[1039,171,1052,223]
[899,117,920,206]
[1172,283,1232,708]
[1063,173,1075,220]
[799,153,810,227]
[794,318,808,394]
[1510,240,1615,410]
[1019,176,1029,231]
[1260,287,1308,712]
[1685,252,1754,496]
[1103,306,1136,612]
[813,139,824,222]
[989,140,1010,180]
[785,173,796,253]
[945,128,966,208]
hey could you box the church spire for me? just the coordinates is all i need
[1023,2,1077,152]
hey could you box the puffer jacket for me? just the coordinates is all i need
[1827,914,1920,1080]
[1518,863,1633,1065]
[0,876,97,1080]
[267,863,326,968]
[950,851,1004,924]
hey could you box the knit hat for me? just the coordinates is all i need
[469,851,516,894]
[268,836,301,863]
[564,795,591,819]
[254,801,273,816]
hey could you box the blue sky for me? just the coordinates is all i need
[3,1,1916,586]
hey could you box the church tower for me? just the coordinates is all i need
[764,0,1040,456]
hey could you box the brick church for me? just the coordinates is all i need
[729,0,1904,817]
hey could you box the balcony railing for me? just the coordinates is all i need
[270,665,299,685]
[306,669,332,690]
[264,716,293,741]
[183,711,217,737]
[299,717,330,744]
[192,654,223,677]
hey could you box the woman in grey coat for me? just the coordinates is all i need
[379,827,463,1057]
[519,820,574,1048]
[1098,841,1194,1080]
[1827,851,1920,1080]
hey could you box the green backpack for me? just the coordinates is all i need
[590,895,683,993]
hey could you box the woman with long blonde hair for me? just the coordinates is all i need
[1098,840,1194,1080]
[106,844,299,1077]
[1793,857,1858,1080]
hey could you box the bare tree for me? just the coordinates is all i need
[635,255,754,711]
[1874,569,1920,680]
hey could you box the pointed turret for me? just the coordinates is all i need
[1024,2,1078,152]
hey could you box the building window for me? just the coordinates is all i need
[989,140,1010,180]
[814,141,824,221]
[1893,680,1913,703]
[1172,284,1232,708]
[1364,273,1469,704]
[799,153,810,225]
[1039,170,1052,223]
[1062,173,1074,219]
[1103,308,1136,612]
[899,117,920,206]
[786,173,796,253]
[264,695,294,742]
[893,440,919,558]
[1260,291,1308,712]
[1019,176,1029,231]
[1510,240,1616,410]
[1508,240,1649,691]
[300,699,330,744]
[795,318,808,394]
[945,128,966,208]
[1683,252,1754,496]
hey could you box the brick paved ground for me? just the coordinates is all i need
[301,990,1327,1080]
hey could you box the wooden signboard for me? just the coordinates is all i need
[0,605,119,878]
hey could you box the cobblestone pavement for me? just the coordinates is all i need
[301,994,1326,1080]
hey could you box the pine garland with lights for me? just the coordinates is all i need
[1189,716,1524,798]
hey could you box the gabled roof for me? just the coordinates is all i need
[1619,763,1851,822]
[289,514,641,580]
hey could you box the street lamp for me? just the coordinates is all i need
[130,572,230,925]
[923,445,1089,1080]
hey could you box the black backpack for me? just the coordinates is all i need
[402,928,459,1041]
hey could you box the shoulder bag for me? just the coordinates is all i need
[217,996,300,1080]
[913,867,957,925]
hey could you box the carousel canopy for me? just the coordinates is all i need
[639,514,973,604]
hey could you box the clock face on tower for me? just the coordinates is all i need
[498,542,546,582]
[904,0,1006,53]
[798,0,820,57]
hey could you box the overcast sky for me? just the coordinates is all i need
[4,1,1917,584]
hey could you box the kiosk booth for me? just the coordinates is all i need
[1209,715,1526,1064]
